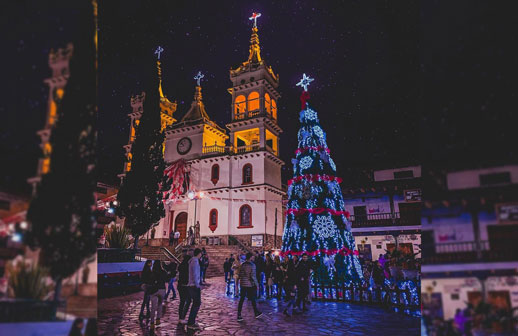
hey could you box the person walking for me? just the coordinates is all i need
[237,252,262,321]
[164,260,177,301]
[284,255,298,303]
[232,256,242,297]
[295,253,311,313]
[185,248,202,331]
[264,254,273,299]
[177,249,192,326]
[149,260,168,332]
[282,258,297,316]
[139,260,153,321]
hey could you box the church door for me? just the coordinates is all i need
[174,212,188,243]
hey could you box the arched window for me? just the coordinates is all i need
[209,209,218,232]
[248,91,260,113]
[239,205,252,228]
[264,93,271,114]
[242,163,253,184]
[271,99,277,120]
[235,95,246,117]
[211,164,219,185]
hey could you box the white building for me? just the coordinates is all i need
[124,23,285,249]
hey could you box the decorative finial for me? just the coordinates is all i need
[249,12,262,28]
[296,73,314,92]
[194,71,204,86]
[154,46,164,60]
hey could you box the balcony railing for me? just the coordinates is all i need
[349,212,421,228]
[422,240,518,264]
[202,144,231,155]
[235,143,260,154]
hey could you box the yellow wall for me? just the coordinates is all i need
[265,129,278,155]
[234,128,260,147]
[203,126,226,147]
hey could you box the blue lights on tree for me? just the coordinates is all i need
[281,74,363,286]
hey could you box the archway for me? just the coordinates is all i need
[174,212,188,243]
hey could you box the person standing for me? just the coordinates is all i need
[185,248,202,331]
[228,254,235,279]
[139,260,153,321]
[199,252,209,285]
[150,261,168,332]
[188,226,194,246]
[169,230,175,246]
[282,258,297,316]
[177,249,192,326]
[237,252,262,321]
[254,251,265,298]
[295,253,311,312]
[272,255,284,300]
[164,261,177,301]
[174,230,180,247]
[223,258,231,283]
[232,256,242,297]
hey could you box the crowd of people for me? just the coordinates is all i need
[223,251,314,317]
[138,247,209,332]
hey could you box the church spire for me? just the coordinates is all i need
[155,46,165,98]
[247,12,262,64]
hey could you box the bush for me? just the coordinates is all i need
[105,225,131,249]
[7,260,51,300]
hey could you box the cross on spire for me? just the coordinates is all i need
[249,12,262,28]
[194,71,204,86]
[154,46,164,60]
[296,73,314,92]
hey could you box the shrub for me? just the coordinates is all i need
[105,225,131,249]
[7,260,51,300]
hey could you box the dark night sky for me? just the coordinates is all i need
[1,1,517,196]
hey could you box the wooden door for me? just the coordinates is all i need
[174,212,188,243]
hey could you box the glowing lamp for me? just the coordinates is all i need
[113,200,118,206]
[187,190,196,200]
[199,191,205,198]
[20,221,28,230]
[12,233,22,243]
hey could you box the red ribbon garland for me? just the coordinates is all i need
[295,146,330,156]
[280,247,359,257]
[287,174,343,186]
[286,208,350,218]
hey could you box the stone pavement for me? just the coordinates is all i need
[98,277,421,336]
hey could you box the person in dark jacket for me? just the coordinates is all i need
[149,260,168,332]
[68,318,84,336]
[254,251,265,298]
[223,258,232,283]
[272,255,285,299]
[264,254,273,298]
[139,260,153,321]
[164,261,177,301]
[199,252,209,285]
[177,249,192,325]
[295,253,311,312]
[237,252,262,321]
[282,256,298,316]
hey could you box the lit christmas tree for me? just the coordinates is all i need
[281,74,363,285]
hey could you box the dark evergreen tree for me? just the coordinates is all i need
[281,80,363,285]
[26,1,98,305]
[116,51,166,248]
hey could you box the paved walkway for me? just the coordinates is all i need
[98,277,420,336]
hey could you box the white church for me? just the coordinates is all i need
[120,17,285,249]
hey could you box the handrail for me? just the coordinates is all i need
[160,247,181,264]
[231,236,254,254]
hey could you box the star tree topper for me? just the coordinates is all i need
[154,46,164,60]
[296,73,314,92]
[194,71,204,86]
[249,12,262,28]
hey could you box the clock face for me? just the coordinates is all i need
[177,137,192,155]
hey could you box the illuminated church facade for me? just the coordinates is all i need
[121,18,285,248]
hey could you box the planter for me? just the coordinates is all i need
[0,299,64,322]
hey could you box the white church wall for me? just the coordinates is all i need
[264,156,282,189]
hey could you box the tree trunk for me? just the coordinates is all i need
[54,277,62,302]
[134,236,139,250]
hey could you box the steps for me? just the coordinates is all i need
[141,246,170,261]
[199,245,243,278]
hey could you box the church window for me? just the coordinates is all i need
[242,163,253,184]
[211,164,219,185]
[265,93,271,114]
[209,209,218,232]
[248,91,260,113]
[235,95,246,117]
[239,205,252,228]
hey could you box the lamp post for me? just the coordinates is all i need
[188,190,204,245]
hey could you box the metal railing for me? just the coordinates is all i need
[349,212,421,227]
[233,110,276,121]
[202,144,231,155]
[422,240,518,264]
[236,143,260,154]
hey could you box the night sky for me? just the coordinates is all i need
[2,1,517,196]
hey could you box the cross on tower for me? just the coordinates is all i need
[154,46,164,60]
[249,12,262,28]
[194,71,204,86]
[296,73,314,92]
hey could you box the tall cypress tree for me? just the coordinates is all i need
[116,52,166,249]
[26,1,98,305]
